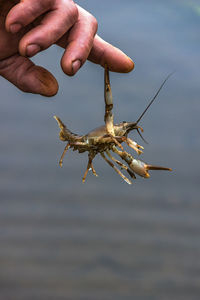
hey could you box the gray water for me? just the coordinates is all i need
[0,0,200,299]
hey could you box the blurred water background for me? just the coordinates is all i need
[0,0,200,299]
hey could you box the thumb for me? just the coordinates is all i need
[0,54,58,97]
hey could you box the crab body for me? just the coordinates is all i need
[54,66,172,184]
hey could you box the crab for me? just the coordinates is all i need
[54,65,172,184]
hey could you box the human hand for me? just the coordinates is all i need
[0,0,134,97]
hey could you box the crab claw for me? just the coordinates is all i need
[129,159,172,178]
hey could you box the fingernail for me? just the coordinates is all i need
[9,23,22,34]
[72,60,81,75]
[26,44,41,57]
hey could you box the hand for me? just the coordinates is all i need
[0,0,134,97]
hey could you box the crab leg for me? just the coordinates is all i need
[125,137,144,155]
[82,153,96,183]
[104,64,114,135]
[106,150,136,179]
[114,136,144,155]
[59,143,70,167]
[104,65,124,150]
[101,152,132,185]
[112,146,147,177]
[106,150,127,169]
[91,163,98,177]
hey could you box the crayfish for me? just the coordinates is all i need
[54,65,172,184]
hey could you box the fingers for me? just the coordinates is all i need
[0,54,58,97]
[5,0,78,57]
[57,6,133,75]
[88,35,134,73]
[58,33,134,75]
[58,5,98,76]
[3,0,134,98]
[5,1,134,74]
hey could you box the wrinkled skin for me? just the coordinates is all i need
[0,0,134,96]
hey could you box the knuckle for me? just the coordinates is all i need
[92,16,98,32]
[71,4,79,21]
[88,14,98,34]
[61,0,78,24]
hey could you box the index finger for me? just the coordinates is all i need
[88,35,134,73]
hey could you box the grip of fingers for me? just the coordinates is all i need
[6,0,79,57]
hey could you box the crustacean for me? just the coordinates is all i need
[54,66,172,184]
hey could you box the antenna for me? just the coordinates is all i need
[136,72,174,125]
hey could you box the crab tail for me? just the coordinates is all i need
[54,116,66,130]
[54,115,80,142]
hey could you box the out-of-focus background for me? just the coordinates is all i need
[0,0,200,299]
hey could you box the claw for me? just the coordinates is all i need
[146,165,172,171]
[129,160,172,178]
[112,146,171,178]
